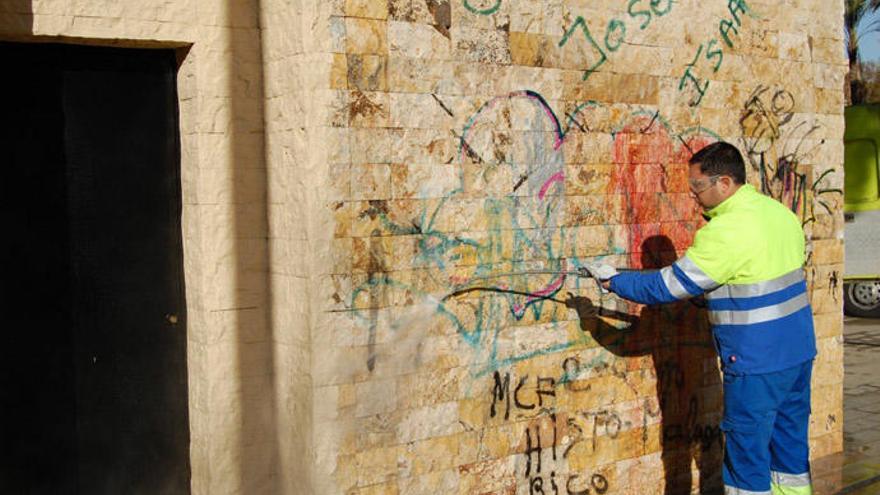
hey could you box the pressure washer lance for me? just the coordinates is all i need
[448,267,637,296]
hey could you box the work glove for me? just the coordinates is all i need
[584,262,618,281]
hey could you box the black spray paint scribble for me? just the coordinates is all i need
[739,85,842,225]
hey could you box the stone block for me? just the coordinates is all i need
[345,17,389,55]
[811,285,843,315]
[811,239,844,265]
[354,445,403,486]
[813,311,843,340]
[809,36,847,65]
[388,20,451,60]
[815,86,845,115]
[397,401,462,443]
[347,54,389,91]
[345,0,389,20]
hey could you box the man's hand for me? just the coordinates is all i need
[584,262,618,281]
[583,262,618,294]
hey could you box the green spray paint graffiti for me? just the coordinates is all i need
[463,0,501,15]
[559,0,675,81]
[679,0,758,106]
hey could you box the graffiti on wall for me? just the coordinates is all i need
[738,85,842,225]
[520,412,612,495]
[328,0,843,491]
[463,0,501,15]
[351,91,707,374]
[679,0,757,106]
[558,0,675,81]
[462,0,674,82]
[349,90,584,378]
[462,0,757,108]
[337,85,795,491]
[347,90,718,380]
[609,112,717,268]
[487,355,722,494]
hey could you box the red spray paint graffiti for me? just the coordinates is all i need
[611,115,715,269]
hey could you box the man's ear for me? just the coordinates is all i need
[719,175,735,192]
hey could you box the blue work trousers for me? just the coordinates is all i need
[721,360,813,494]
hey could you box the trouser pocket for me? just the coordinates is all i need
[721,416,774,493]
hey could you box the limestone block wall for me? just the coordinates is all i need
[308,1,848,494]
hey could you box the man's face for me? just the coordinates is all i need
[688,162,726,211]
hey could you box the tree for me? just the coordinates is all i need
[862,61,880,102]
[846,0,880,104]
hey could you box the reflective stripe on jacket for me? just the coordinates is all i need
[609,184,817,374]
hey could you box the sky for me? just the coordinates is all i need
[859,9,880,63]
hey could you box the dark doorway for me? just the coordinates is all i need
[1,42,190,494]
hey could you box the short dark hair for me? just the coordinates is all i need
[688,141,746,184]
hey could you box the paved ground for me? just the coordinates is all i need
[843,318,880,460]
[813,316,880,495]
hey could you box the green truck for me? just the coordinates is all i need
[843,104,880,317]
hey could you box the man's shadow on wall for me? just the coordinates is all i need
[566,235,724,494]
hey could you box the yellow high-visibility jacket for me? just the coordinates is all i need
[610,184,817,374]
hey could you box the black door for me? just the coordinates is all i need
[1,42,190,494]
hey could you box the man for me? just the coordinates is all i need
[588,142,816,495]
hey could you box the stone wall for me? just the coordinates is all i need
[0,0,847,493]
[311,1,847,494]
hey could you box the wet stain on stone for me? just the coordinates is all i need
[346,54,386,91]
[366,228,387,371]
[425,0,452,39]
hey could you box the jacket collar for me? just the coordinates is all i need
[705,183,755,219]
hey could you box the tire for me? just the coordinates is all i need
[843,281,880,318]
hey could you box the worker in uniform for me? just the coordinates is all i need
[587,142,816,495]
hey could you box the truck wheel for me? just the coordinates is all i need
[843,281,880,318]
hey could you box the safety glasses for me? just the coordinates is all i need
[688,174,721,195]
